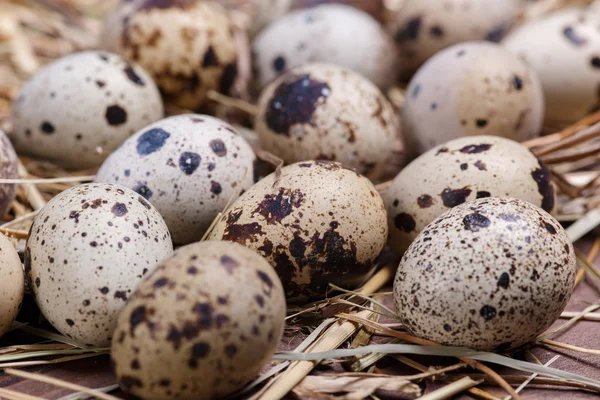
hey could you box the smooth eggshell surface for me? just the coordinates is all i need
[394,197,576,350]
[253,4,398,89]
[255,63,398,180]
[101,0,238,110]
[385,135,555,254]
[111,241,286,400]
[96,115,257,245]
[0,130,18,217]
[10,51,163,169]
[389,0,522,78]
[0,233,24,337]
[25,183,173,346]
[402,41,544,156]
[207,160,388,303]
[502,6,600,126]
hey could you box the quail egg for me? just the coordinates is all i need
[385,135,556,254]
[253,4,398,89]
[207,160,388,303]
[403,41,544,156]
[96,114,257,245]
[255,63,398,180]
[0,233,24,337]
[101,0,238,110]
[394,197,576,350]
[10,51,163,170]
[111,241,285,400]
[25,183,173,346]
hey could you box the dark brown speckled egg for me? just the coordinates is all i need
[26,183,173,346]
[394,197,576,351]
[111,241,285,400]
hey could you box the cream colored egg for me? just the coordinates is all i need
[402,41,544,156]
[502,6,600,126]
[389,0,522,79]
[253,4,398,89]
[10,51,163,169]
[96,115,257,245]
[394,197,576,350]
[255,63,398,180]
[0,233,24,337]
[111,241,285,400]
[208,160,387,303]
[25,183,173,346]
[385,135,555,254]
[100,0,238,110]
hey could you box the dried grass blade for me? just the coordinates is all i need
[538,304,600,340]
[0,210,39,228]
[501,355,559,400]
[294,374,420,400]
[349,339,402,372]
[13,323,87,348]
[541,338,600,356]
[0,387,45,400]
[0,227,29,239]
[206,90,258,115]
[0,351,108,368]
[566,208,600,242]
[17,161,46,210]
[559,311,600,321]
[56,384,119,400]
[3,368,120,400]
[536,121,600,157]
[417,377,482,400]
[576,249,600,281]
[0,348,108,363]
[0,176,95,184]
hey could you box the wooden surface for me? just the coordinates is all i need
[0,237,599,399]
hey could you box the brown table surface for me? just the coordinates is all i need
[1,237,599,400]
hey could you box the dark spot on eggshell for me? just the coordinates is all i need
[411,84,420,99]
[202,45,219,67]
[265,74,330,135]
[115,291,128,301]
[65,318,74,326]
[257,270,273,288]
[187,342,210,369]
[476,191,491,199]
[100,287,109,294]
[222,209,266,245]
[220,255,239,274]
[395,16,422,42]
[209,139,227,157]
[543,221,557,235]
[459,144,491,154]
[35,277,40,287]
[429,25,444,37]
[105,105,127,126]
[463,212,490,232]
[499,213,519,222]
[111,202,128,217]
[253,188,304,224]
[95,80,105,88]
[512,75,523,91]
[219,63,237,94]
[129,306,147,335]
[417,194,433,208]
[255,295,264,308]
[475,119,488,128]
[443,324,452,332]
[40,121,55,134]
[563,26,587,46]
[591,56,600,69]
[210,181,222,195]
[486,25,507,42]
[497,272,510,289]
[178,152,201,175]
[531,159,555,212]
[119,375,143,390]
[460,163,468,171]
[273,56,286,72]
[123,65,145,86]
[394,213,416,233]
[474,160,487,171]
[440,187,471,207]
[480,305,497,321]
[436,147,448,155]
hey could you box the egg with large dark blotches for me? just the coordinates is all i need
[96,115,257,245]
[25,183,173,346]
[389,0,522,79]
[385,135,556,254]
[111,241,286,400]
[253,4,398,90]
[0,130,18,218]
[394,197,576,350]
[207,160,388,303]
[100,0,238,110]
[10,51,163,169]
[0,233,24,337]
[502,6,600,126]
[255,63,398,180]
[402,41,544,156]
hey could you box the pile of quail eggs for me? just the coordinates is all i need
[1,0,597,398]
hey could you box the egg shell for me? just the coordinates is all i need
[111,241,285,400]
[96,114,257,245]
[0,130,18,217]
[502,6,600,126]
[0,233,24,337]
[402,41,544,156]
[389,0,522,79]
[10,51,163,170]
[25,183,173,346]
[253,4,398,89]
[385,135,556,254]
[394,197,576,350]
[207,160,388,303]
[255,63,398,180]
[101,0,238,110]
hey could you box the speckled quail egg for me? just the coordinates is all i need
[502,6,600,126]
[385,135,556,254]
[0,233,24,337]
[207,160,388,303]
[253,4,398,89]
[111,241,285,400]
[100,0,238,110]
[25,183,173,346]
[389,0,522,79]
[394,197,576,350]
[403,41,544,156]
[10,51,163,170]
[0,130,18,218]
[255,63,398,180]
[96,114,257,245]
